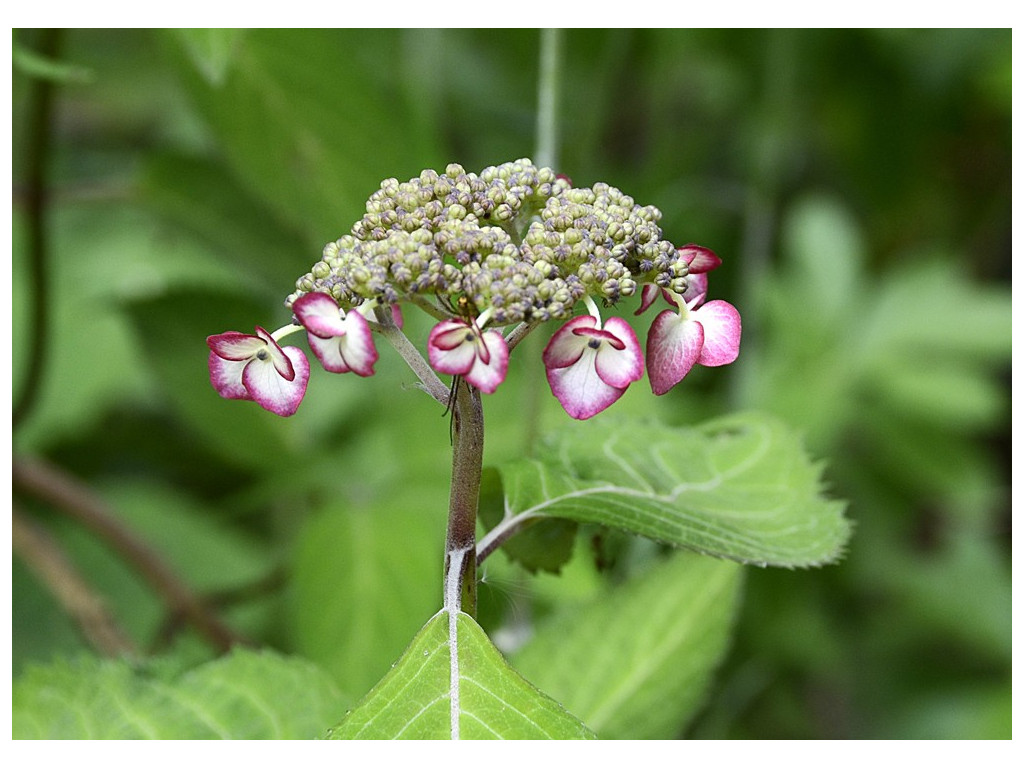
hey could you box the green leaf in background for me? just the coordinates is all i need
[163,29,441,245]
[138,151,312,297]
[492,412,849,567]
[289,490,445,701]
[172,29,245,86]
[13,648,344,739]
[512,552,743,738]
[478,467,578,575]
[122,289,297,472]
[328,610,595,740]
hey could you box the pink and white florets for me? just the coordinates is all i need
[645,291,742,396]
[543,298,644,420]
[292,292,378,377]
[206,326,310,417]
[206,160,742,420]
[427,311,509,395]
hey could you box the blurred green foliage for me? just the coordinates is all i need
[12,29,1010,739]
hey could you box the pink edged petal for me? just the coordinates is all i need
[254,326,296,381]
[546,347,627,420]
[428,320,480,375]
[208,352,252,400]
[678,244,722,274]
[542,315,595,369]
[573,325,627,350]
[636,285,679,316]
[646,310,704,396]
[681,272,708,305]
[207,331,264,361]
[293,292,348,339]
[338,311,379,376]
[242,346,309,416]
[463,330,509,394]
[430,319,475,350]
[634,284,661,315]
[307,311,379,376]
[694,300,741,367]
[593,317,644,388]
[390,304,404,329]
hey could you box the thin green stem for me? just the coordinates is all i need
[372,306,450,405]
[535,28,562,170]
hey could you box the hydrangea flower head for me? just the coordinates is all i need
[208,159,740,419]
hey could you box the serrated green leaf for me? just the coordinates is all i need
[494,412,849,567]
[512,552,743,738]
[329,610,595,740]
[13,648,344,739]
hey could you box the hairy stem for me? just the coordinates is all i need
[443,381,484,618]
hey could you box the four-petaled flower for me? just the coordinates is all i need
[207,327,310,417]
[645,291,741,396]
[292,292,378,376]
[427,318,509,394]
[543,315,644,420]
[210,232,737,419]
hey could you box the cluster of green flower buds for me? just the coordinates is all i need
[286,159,690,325]
[211,159,740,420]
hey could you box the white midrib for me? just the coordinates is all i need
[444,545,471,741]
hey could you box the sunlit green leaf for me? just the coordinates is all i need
[13,649,344,739]
[512,552,743,738]
[329,610,595,740]
[494,412,849,567]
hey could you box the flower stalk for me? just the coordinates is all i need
[444,380,484,617]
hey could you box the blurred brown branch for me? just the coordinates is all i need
[13,455,247,653]
[12,503,137,658]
